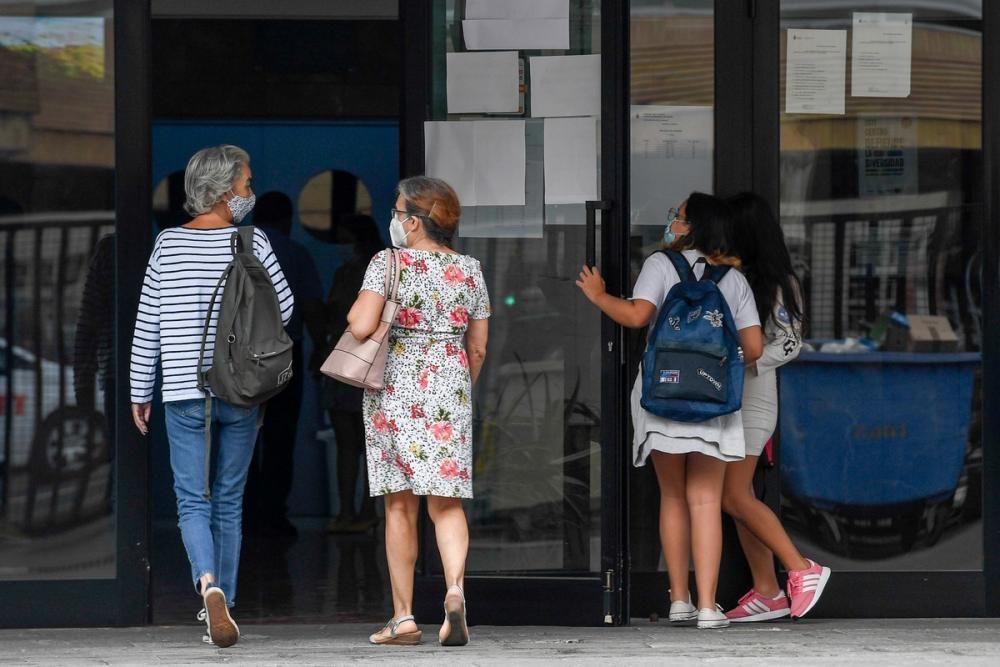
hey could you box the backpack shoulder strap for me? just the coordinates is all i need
[661,249,696,283]
[196,264,234,393]
[233,226,256,257]
[701,263,732,285]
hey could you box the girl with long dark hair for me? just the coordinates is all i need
[721,192,830,622]
[577,192,763,629]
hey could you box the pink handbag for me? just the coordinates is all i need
[320,249,401,389]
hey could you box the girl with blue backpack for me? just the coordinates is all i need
[577,192,763,628]
[720,193,831,622]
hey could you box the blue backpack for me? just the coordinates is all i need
[640,250,745,423]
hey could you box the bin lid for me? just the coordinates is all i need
[796,351,981,364]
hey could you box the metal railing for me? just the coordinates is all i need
[1,212,115,533]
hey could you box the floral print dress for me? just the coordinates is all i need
[361,249,491,498]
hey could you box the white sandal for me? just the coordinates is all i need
[369,614,422,646]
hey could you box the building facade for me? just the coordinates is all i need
[0,0,997,627]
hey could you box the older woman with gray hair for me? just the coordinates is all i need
[130,145,293,648]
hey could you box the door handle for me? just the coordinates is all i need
[585,200,613,268]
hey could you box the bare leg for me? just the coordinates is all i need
[372,491,420,639]
[427,496,470,643]
[426,496,469,591]
[722,455,809,585]
[734,521,782,597]
[685,453,727,611]
[650,451,690,603]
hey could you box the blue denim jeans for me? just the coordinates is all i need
[164,398,258,607]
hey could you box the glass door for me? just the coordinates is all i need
[627,2,717,574]
[415,0,623,625]
[625,0,993,621]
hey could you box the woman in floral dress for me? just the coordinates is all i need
[346,176,489,647]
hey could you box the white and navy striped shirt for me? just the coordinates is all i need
[129,226,294,404]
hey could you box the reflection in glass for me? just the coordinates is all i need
[297,169,373,243]
[778,1,983,570]
[152,170,188,230]
[0,2,116,579]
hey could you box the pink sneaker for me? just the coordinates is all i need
[725,589,790,623]
[787,559,831,619]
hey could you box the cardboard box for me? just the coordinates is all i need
[884,314,958,353]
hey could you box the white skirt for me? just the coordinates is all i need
[741,370,778,457]
[630,373,746,466]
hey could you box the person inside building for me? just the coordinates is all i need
[576,192,763,629]
[243,191,324,539]
[129,145,293,648]
[721,192,830,622]
[323,214,384,533]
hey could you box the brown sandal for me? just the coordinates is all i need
[439,585,469,646]
[368,615,422,646]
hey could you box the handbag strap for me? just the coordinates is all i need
[384,249,402,302]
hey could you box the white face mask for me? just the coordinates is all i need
[389,214,411,248]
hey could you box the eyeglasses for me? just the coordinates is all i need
[667,207,689,224]
[392,207,431,222]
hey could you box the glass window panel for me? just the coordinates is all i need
[0,1,116,580]
[779,1,983,570]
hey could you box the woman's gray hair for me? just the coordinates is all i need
[183,145,250,217]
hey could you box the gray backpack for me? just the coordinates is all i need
[196,226,293,497]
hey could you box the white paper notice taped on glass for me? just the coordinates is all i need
[447,51,520,114]
[424,120,526,207]
[851,12,912,98]
[459,162,544,239]
[543,117,598,205]
[785,29,847,115]
[630,106,713,226]
[529,55,601,118]
[459,119,544,239]
[465,0,568,20]
[463,18,569,50]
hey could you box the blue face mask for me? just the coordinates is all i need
[663,222,687,246]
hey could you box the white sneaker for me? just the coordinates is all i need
[668,595,698,623]
[697,605,730,629]
[196,609,213,645]
[202,587,240,648]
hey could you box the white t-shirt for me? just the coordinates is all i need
[631,250,760,331]
[629,250,761,464]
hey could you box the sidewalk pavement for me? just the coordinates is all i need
[2,619,999,665]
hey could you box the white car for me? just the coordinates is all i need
[1,338,109,533]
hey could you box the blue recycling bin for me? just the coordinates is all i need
[779,351,979,509]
